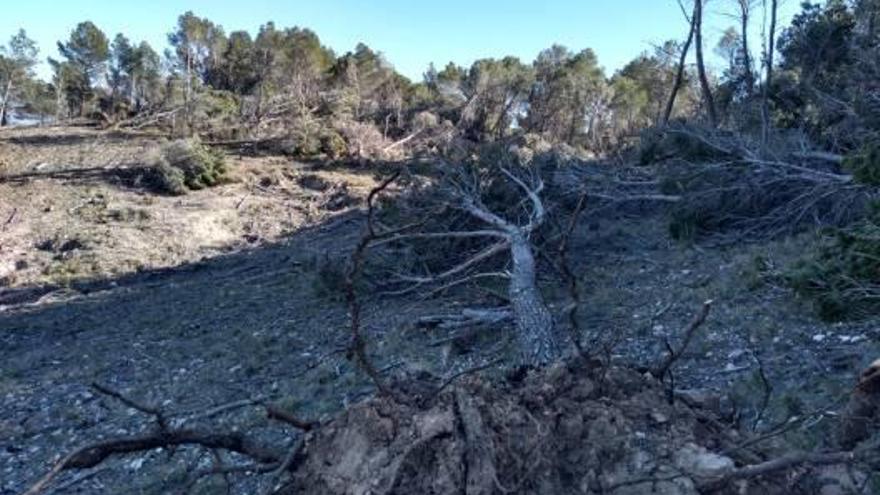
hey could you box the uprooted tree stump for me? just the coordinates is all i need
[276,360,872,495]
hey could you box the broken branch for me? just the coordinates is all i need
[653,299,713,379]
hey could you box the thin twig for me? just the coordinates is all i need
[265,405,317,431]
[91,382,168,431]
[437,358,504,393]
[653,300,714,380]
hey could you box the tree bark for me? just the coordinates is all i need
[457,171,561,367]
[694,0,719,127]
[663,12,696,124]
[508,232,558,366]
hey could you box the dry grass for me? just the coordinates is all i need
[0,126,382,290]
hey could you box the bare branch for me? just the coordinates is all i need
[344,171,401,397]
[500,166,546,232]
[91,382,168,431]
[23,429,283,495]
[370,229,507,248]
[653,300,714,379]
[390,241,509,286]
[265,405,317,431]
[702,449,875,489]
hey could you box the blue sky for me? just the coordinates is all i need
[1,0,801,82]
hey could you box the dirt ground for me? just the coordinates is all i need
[0,125,380,293]
[1,126,879,493]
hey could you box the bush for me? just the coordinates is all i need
[335,119,400,161]
[147,139,228,195]
[786,204,880,320]
[192,90,242,140]
[287,117,323,157]
[320,130,347,159]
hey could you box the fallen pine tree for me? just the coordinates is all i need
[20,164,880,495]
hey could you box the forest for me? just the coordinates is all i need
[3,0,880,493]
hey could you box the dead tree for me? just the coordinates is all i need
[663,1,696,124]
[694,0,719,127]
[761,0,778,149]
[735,0,756,96]
[459,169,560,365]
[376,161,562,367]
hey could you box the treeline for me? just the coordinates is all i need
[1,1,879,157]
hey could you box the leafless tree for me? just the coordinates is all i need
[761,0,778,149]
[694,0,719,127]
[375,160,562,367]
[734,0,757,95]
[663,1,696,124]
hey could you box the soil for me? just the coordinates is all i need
[1,126,878,494]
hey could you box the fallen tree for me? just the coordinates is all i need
[363,153,564,367]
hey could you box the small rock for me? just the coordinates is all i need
[727,349,746,361]
[128,457,145,471]
[650,411,669,424]
[674,443,735,480]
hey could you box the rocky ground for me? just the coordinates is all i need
[1,126,878,493]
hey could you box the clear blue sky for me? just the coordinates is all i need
[1,0,801,82]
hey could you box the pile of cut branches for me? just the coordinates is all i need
[646,124,875,242]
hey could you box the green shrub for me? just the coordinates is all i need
[843,142,880,186]
[148,159,187,195]
[320,130,348,159]
[786,204,880,320]
[192,90,242,139]
[147,139,228,195]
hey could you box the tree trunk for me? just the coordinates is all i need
[568,90,583,143]
[184,49,194,136]
[0,79,13,127]
[54,84,64,122]
[508,232,559,367]
[129,74,137,110]
[694,0,718,127]
[663,14,696,124]
[761,0,778,149]
[741,3,755,96]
